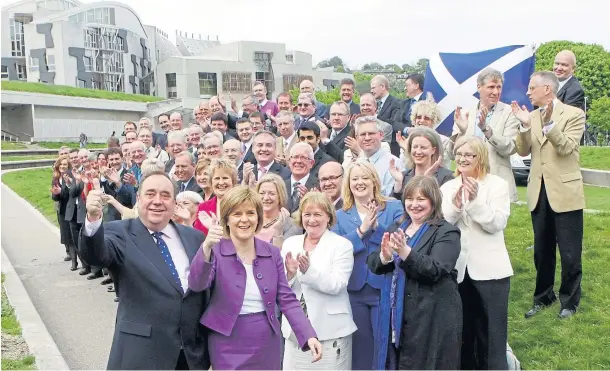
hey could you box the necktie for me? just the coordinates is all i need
[406,98,416,121]
[291,182,301,209]
[151,232,183,293]
[259,166,268,178]
[330,130,337,140]
[181,182,187,192]
[376,100,382,114]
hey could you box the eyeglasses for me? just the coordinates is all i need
[319,174,343,183]
[455,152,477,159]
[297,103,311,107]
[290,155,312,162]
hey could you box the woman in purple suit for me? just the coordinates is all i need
[188,185,323,370]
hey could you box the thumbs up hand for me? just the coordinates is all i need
[86,178,104,222]
[201,213,223,261]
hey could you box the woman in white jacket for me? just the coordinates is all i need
[281,192,357,370]
[440,136,513,370]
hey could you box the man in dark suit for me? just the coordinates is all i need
[326,101,351,154]
[299,79,328,118]
[102,148,136,222]
[174,151,203,196]
[236,118,257,166]
[371,75,402,156]
[318,161,344,211]
[285,142,319,213]
[250,131,291,182]
[164,131,188,175]
[294,93,321,130]
[553,50,585,112]
[80,172,210,370]
[210,112,238,141]
[297,122,335,178]
[339,78,360,116]
[392,74,427,133]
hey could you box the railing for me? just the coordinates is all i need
[1,129,19,142]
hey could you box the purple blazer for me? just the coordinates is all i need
[188,237,317,350]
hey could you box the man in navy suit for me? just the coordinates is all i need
[339,78,361,116]
[248,130,291,182]
[81,172,210,370]
[553,50,585,112]
[392,73,428,134]
[371,75,402,156]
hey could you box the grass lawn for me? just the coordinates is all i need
[1,274,36,370]
[1,80,162,103]
[517,185,610,211]
[34,141,107,150]
[2,168,610,369]
[0,142,27,150]
[1,155,56,162]
[580,146,610,170]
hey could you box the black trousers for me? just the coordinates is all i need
[69,218,101,274]
[175,349,189,370]
[531,180,583,310]
[459,270,510,370]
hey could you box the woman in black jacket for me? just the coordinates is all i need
[51,155,78,271]
[368,175,462,370]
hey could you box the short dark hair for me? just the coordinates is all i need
[158,113,169,121]
[69,148,79,154]
[340,78,355,87]
[406,74,425,91]
[276,92,293,104]
[210,112,228,124]
[138,170,178,199]
[236,118,251,127]
[249,111,263,120]
[298,121,320,137]
[106,147,123,158]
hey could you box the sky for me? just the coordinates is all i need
[3,0,609,68]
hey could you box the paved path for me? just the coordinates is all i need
[1,183,115,370]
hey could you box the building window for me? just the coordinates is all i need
[46,54,56,72]
[166,73,177,88]
[17,65,27,80]
[1,66,8,79]
[29,56,39,72]
[222,72,252,93]
[10,19,26,57]
[286,54,294,63]
[283,74,313,92]
[198,72,217,96]
[76,78,86,88]
[168,91,178,99]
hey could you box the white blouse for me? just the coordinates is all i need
[239,263,266,314]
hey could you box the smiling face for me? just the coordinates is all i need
[349,165,374,201]
[288,146,314,178]
[553,51,575,81]
[410,136,435,168]
[404,189,432,224]
[298,97,315,116]
[356,121,382,156]
[237,121,253,142]
[195,167,210,189]
[58,159,69,173]
[222,140,242,164]
[301,203,330,239]
[277,116,294,138]
[253,84,266,102]
[340,83,354,103]
[227,202,259,242]
[455,142,478,178]
[174,154,194,182]
[137,174,175,231]
[253,133,276,166]
[278,95,292,112]
[258,181,279,213]
[211,168,234,198]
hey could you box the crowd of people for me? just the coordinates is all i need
[48,48,587,370]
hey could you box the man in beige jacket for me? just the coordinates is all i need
[449,68,520,202]
[513,71,586,320]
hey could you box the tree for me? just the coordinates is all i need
[362,62,383,71]
[335,65,346,73]
[535,41,610,103]
[289,86,360,106]
[385,64,403,73]
[316,56,344,69]
[588,96,610,132]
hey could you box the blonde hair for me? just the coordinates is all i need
[208,158,238,185]
[195,158,211,175]
[342,161,389,211]
[220,186,263,236]
[454,136,490,179]
[410,93,441,125]
[256,173,288,210]
[141,158,165,177]
[405,127,443,168]
[294,191,337,229]
[53,155,71,179]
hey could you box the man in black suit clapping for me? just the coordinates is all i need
[371,75,402,156]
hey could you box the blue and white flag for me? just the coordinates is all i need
[424,45,536,135]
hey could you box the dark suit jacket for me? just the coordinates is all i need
[392,93,428,134]
[103,168,136,222]
[164,158,175,174]
[242,144,257,166]
[177,177,203,196]
[52,179,70,215]
[334,198,344,211]
[284,174,319,212]
[66,181,86,224]
[329,126,349,152]
[348,101,361,115]
[254,161,292,181]
[377,95,402,142]
[311,148,335,179]
[153,132,168,149]
[557,76,585,112]
[79,219,210,370]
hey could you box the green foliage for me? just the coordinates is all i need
[588,96,610,132]
[535,41,610,102]
[1,81,162,102]
[288,86,360,106]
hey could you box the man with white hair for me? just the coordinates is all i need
[174,151,203,196]
[169,112,184,131]
[285,142,318,212]
[513,70,586,320]
[553,50,585,111]
[164,131,188,174]
[202,132,223,159]
[371,75,401,155]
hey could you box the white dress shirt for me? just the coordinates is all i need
[291,173,310,190]
[558,75,572,92]
[283,132,296,149]
[84,218,191,292]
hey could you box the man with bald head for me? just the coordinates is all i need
[299,79,328,118]
[318,161,344,210]
[553,50,585,112]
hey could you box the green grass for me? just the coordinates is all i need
[0,142,27,150]
[1,274,36,370]
[2,168,610,369]
[1,155,56,162]
[35,141,107,149]
[1,356,36,370]
[580,146,610,170]
[517,185,610,211]
[1,80,162,103]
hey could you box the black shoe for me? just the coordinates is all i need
[78,268,91,276]
[559,309,576,319]
[64,255,71,261]
[100,278,113,285]
[114,297,119,303]
[525,304,546,318]
[70,261,78,271]
[87,271,104,280]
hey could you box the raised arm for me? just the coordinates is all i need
[298,237,354,295]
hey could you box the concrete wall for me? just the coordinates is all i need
[1,104,34,140]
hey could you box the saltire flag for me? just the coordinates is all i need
[424,45,536,136]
